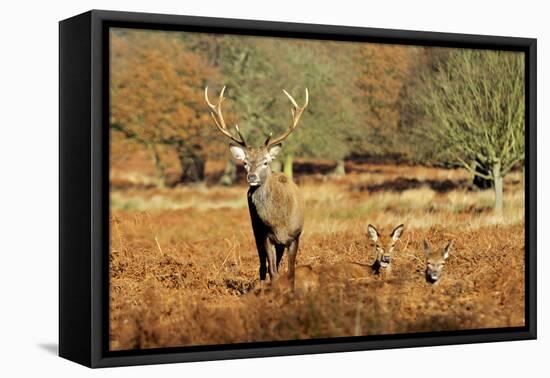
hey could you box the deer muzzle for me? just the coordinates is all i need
[426,270,440,283]
[247,173,261,186]
[379,255,391,267]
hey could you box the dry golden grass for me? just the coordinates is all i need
[109,163,525,351]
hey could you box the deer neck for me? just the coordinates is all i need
[247,173,275,221]
[248,174,271,200]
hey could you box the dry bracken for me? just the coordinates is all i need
[109,162,525,351]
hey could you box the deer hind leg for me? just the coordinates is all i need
[287,238,299,291]
[265,238,280,283]
[275,244,285,271]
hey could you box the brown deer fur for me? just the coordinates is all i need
[205,86,308,289]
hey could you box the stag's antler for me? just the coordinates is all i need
[204,86,247,147]
[265,88,309,147]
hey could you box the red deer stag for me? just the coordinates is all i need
[204,86,309,290]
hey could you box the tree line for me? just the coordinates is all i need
[110,29,525,212]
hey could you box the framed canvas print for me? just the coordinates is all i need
[59,10,537,368]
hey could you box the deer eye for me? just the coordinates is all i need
[263,161,268,166]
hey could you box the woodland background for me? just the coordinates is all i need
[110,29,524,212]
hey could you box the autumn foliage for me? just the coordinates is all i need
[110,29,524,192]
[353,44,413,155]
[111,30,225,184]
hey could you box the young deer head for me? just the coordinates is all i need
[205,86,308,187]
[423,240,454,283]
[367,224,404,272]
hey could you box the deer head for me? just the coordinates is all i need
[423,239,453,283]
[367,224,404,270]
[204,86,308,187]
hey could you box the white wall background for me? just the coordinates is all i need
[0,0,546,376]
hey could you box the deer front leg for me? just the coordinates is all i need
[265,238,280,283]
[258,246,267,291]
[250,222,267,291]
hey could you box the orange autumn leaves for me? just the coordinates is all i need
[353,44,414,155]
[110,30,226,160]
[110,30,421,185]
[356,44,412,129]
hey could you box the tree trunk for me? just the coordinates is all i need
[148,143,166,188]
[177,147,205,184]
[271,159,283,173]
[472,158,492,190]
[492,161,503,214]
[283,153,293,180]
[219,159,237,186]
[331,159,346,176]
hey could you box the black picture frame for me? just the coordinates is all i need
[59,9,537,368]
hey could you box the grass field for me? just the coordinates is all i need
[109,161,525,351]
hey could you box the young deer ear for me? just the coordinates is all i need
[391,224,404,241]
[443,240,454,260]
[267,144,282,160]
[229,145,246,161]
[367,224,379,242]
[423,239,432,257]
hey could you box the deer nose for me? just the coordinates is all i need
[381,256,391,263]
[247,173,259,183]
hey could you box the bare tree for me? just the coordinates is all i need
[415,49,525,213]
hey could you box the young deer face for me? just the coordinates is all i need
[229,144,282,187]
[423,240,453,283]
[367,224,404,269]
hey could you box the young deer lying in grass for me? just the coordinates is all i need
[315,224,404,282]
[423,240,454,283]
[275,224,406,293]
[367,224,404,274]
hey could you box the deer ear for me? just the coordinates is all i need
[423,239,432,257]
[229,145,246,161]
[267,144,282,160]
[443,240,454,260]
[366,224,379,242]
[391,224,404,241]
